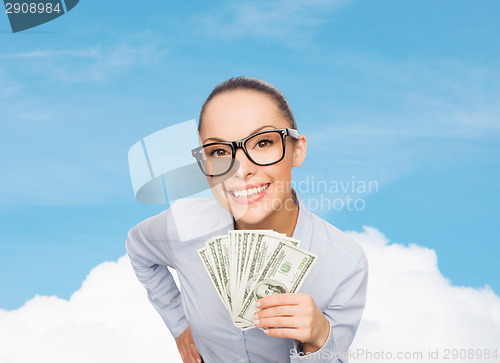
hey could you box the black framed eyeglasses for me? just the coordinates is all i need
[191,128,299,177]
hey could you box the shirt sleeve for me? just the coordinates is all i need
[126,216,189,339]
[290,250,369,363]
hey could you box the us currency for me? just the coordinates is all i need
[237,232,250,309]
[198,245,230,312]
[240,233,299,305]
[208,231,249,327]
[198,230,313,330]
[232,231,257,328]
[229,231,242,316]
[238,241,316,324]
[208,237,232,310]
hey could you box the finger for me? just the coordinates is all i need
[255,316,300,329]
[189,341,202,363]
[186,347,199,363]
[180,343,198,363]
[178,345,188,363]
[177,328,200,363]
[263,327,304,340]
[177,348,185,363]
[256,293,307,309]
[255,304,298,319]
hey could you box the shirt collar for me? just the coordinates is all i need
[291,188,313,251]
[220,188,313,248]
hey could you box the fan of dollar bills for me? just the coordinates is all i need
[197,230,317,330]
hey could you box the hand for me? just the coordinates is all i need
[175,327,202,363]
[253,293,330,354]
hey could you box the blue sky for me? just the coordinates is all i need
[0,0,499,310]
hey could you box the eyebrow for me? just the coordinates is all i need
[202,124,278,144]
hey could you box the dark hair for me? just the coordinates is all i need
[198,76,297,133]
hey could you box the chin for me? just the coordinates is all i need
[210,182,289,226]
[233,208,273,227]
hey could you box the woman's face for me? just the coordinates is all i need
[199,89,306,226]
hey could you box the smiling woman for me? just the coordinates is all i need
[126,76,368,363]
[197,80,305,232]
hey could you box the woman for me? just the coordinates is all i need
[126,77,368,363]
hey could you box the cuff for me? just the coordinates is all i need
[155,290,190,339]
[169,315,190,339]
[290,318,340,362]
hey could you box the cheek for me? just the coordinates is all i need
[209,179,248,217]
[265,162,293,192]
[209,181,228,206]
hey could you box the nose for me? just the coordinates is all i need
[233,148,256,179]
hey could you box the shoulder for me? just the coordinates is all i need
[295,202,368,306]
[293,189,364,263]
[127,197,232,244]
[302,208,367,271]
[317,214,364,260]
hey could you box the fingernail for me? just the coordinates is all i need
[197,359,201,363]
[253,319,260,325]
[255,301,261,308]
[253,313,259,320]
[264,329,269,334]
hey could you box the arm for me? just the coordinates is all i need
[126,225,188,338]
[126,221,202,363]
[319,251,368,362]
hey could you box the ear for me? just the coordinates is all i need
[292,134,307,167]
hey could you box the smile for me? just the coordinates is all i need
[231,183,270,199]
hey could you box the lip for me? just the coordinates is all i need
[228,183,268,192]
[226,182,271,205]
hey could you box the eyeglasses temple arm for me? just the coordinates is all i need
[287,128,299,139]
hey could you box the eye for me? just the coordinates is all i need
[210,148,230,157]
[254,138,273,149]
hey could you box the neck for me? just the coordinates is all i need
[234,194,299,238]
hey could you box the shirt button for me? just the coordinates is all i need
[240,359,245,363]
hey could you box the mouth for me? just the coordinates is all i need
[228,183,270,201]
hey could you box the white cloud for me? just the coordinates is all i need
[191,0,349,45]
[350,227,500,362]
[7,49,102,59]
[1,34,166,83]
[1,228,499,363]
[0,257,182,363]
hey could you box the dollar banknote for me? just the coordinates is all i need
[197,230,315,330]
[238,241,316,324]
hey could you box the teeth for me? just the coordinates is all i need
[232,184,269,198]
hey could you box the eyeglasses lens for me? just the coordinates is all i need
[200,131,284,176]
